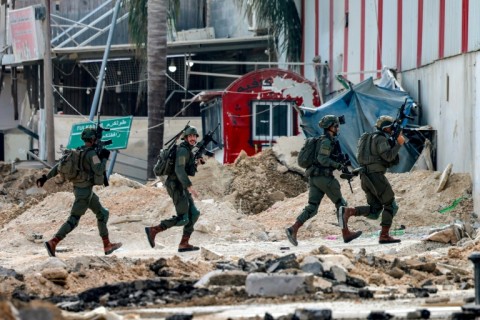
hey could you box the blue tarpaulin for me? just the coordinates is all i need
[299,77,417,173]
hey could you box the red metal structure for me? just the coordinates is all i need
[198,68,321,164]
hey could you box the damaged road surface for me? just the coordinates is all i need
[0,152,478,319]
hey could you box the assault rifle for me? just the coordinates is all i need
[388,97,416,147]
[94,114,113,187]
[166,121,191,149]
[332,141,355,193]
[194,123,220,163]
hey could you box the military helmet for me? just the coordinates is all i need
[376,115,395,130]
[81,128,97,141]
[318,115,340,129]
[184,126,199,137]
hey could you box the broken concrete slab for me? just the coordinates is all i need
[245,272,314,297]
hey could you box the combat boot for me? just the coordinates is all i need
[338,206,357,229]
[44,237,61,257]
[178,234,199,252]
[379,226,401,244]
[285,220,303,246]
[145,225,166,248]
[102,236,123,255]
[341,228,362,243]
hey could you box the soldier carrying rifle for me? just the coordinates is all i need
[146,125,214,252]
[339,115,406,244]
[36,127,122,257]
[285,115,363,246]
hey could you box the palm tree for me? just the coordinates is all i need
[234,0,302,63]
[127,0,167,179]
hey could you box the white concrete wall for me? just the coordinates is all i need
[475,55,480,217]
[400,52,477,209]
[401,52,475,174]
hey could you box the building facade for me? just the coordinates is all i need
[300,0,480,212]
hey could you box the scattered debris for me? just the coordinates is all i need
[0,145,476,317]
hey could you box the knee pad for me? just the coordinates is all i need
[306,201,319,212]
[98,208,109,223]
[190,207,200,225]
[366,207,383,220]
[388,200,399,217]
[67,215,80,229]
[174,214,190,227]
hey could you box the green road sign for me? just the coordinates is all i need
[66,116,133,150]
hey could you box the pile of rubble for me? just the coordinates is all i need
[0,142,477,318]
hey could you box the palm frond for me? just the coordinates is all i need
[126,0,180,57]
[234,0,302,62]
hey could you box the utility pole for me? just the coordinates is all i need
[43,0,55,164]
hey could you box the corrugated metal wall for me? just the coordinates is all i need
[381,0,397,69]
[468,0,480,52]
[304,0,480,89]
[444,0,462,57]
[422,0,439,66]
[401,0,418,71]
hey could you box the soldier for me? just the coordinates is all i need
[145,126,204,252]
[338,115,405,244]
[36,128,122,256]
[285,115,362,246]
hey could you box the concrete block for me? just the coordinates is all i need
[245,272,314,297]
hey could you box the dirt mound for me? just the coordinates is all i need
[0,164,72,229]
[226,149,307,214]
[0,149,476,316]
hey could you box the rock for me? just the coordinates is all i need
[330,265,347,283]
[294,308,332,320]
[200,247,224,261]
[318,254,354,271]
[41,268,68,286]
[194,221,212,234]
[208,270,248,286]
[300,256,324,275]
[388,267,404,279]
[313,277,333,292]
[346,275,367,288]
[267,190,285,202]
[245,273,314,297]
[266,253,299,272]
[436,163,453,192]
[310,245,336,255]
[368,273,386,286]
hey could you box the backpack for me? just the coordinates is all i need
[153,144,177,177]
[297,137,320,169]
[58,148,87,181]
[356,132,378,165]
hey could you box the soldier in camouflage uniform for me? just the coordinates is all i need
[145,126,204,252]
[338,115,405,244]
[285,115,362,246]
[36,128,122,256]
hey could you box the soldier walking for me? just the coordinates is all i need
[285,115,362,246]
[145,126,204,252]
[338,115,405,244]
[36,128,122,256]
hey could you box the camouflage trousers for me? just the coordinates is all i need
[55,186,109,239]
[296,175,345,224]
[355,172,398,227]
[161,178,200,236]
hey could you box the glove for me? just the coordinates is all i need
[98,149,111,160]
[343,159,351,167]
[36,174,47,187]
[397,134,405,145]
